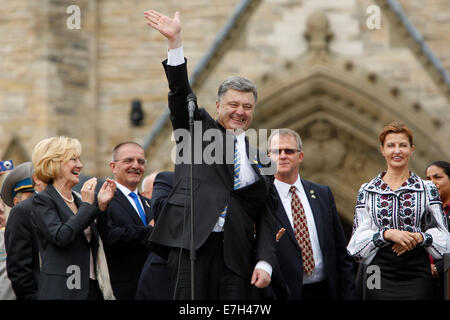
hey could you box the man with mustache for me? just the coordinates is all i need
[97,142,153,300]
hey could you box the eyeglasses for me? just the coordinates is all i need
[113,157,147,166]
[269,148,300,155]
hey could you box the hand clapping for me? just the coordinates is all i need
[97,178,116,212]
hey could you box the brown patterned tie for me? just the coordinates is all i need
[290,185,315,275]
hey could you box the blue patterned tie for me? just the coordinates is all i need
[129,192,147,225]
[220,138,242,219]
[233,138,242,190]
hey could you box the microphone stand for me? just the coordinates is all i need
[188,96,196,300]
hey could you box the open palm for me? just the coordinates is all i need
[145,10,181,40]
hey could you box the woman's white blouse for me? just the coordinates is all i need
[347,172,449,264]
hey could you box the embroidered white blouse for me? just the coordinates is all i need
[347,171,449,265]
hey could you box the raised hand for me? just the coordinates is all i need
[144,10,182,49]
[81,177,98,205]
[97,178,116,212]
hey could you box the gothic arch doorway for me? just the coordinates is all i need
[253,48,447,240]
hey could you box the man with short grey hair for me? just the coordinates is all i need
[217,76,258,104]
[97,141,153,300]
[268,128,356,300]
[145,9,277,300]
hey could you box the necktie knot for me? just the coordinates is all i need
[129,192,138,199]
[129,192,147,225]
[290,185,297,194]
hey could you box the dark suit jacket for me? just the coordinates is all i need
[96,188,153,300]
[274,179,356,300]
[4,195,40,300]
[136,171,174,300]
[31,184,101,300]
[149,60,278,281]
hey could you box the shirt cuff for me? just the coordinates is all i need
[419,232,433,247]
[254,260,272,277]
[167,46,185,66]
[373,228,389,247]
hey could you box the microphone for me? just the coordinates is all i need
[187,93,197,114]
[186,92,197,299]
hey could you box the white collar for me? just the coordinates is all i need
[115,181,138,197]
[274,175,303,198]
[234,131,246,147]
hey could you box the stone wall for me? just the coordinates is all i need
[0,0,448,221]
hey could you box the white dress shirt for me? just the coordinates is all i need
[274,175,325,284]
[115,182,146,222]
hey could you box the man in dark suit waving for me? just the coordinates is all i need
[144,10,278,299]
[268,128,356,300]
[97,142,153,300]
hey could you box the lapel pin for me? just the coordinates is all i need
[145,200,151,208]
[310,190,316,199]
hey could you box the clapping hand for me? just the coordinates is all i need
[81,177,98,205]
[97,178,116,212]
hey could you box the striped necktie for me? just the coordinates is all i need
[219,138,242,221]
[233,138,242,190]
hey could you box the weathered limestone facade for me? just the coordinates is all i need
[1,0,449,233]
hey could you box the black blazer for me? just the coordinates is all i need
[5,195,40,300]
[31,184,101,300]
[149,60,278,281]
[136,171,174,300]
[274,179,356,300]
[96,188,153,300]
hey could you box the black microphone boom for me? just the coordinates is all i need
[187,92,196,300]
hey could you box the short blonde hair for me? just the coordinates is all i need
[32,136,82,184]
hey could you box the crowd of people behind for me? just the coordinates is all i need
[0,8,449,301]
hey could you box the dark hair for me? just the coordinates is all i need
[379,121,414,147]
[426,160,450,178]
[217,76,258,103]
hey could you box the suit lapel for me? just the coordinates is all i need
[247,141,263,178]
[301,179,325,251]
[48,185,93,244]
[114,189,144,225]
[139,193,153,224]
[212,122,235,189]
[275,193,300,250]
[47,185,75,221]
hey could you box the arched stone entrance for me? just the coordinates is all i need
[252,10,448,239]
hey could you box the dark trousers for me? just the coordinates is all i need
[88,279,103,300]
[168,232,259,300]
[302,278,331,300]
